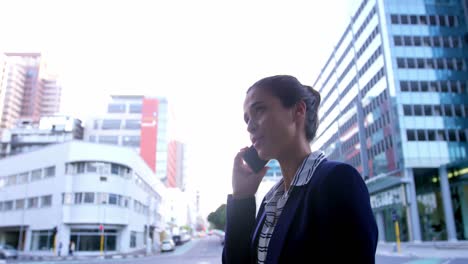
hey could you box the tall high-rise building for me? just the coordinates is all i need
[313,0,467,243]
[166,140,188,190]
[0,55,26,131]
[0,53,62,132]
[85,95,182,186]
[40,77,62,116]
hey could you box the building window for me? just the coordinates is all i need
[101,119,121,130]
[74,193,83,204]
[436,130,446,141]
[98,136,119,145]
[28,197,39,209]
[109,194,118,205]
[391,13,458,27]
[84,192,95,204]
[407,130,416,141]
[120,197,129,208]
[129,104,142,113]
[417,130,426,141]
[17,172,29,184]
[41,195,52,207]
[97,193,108,204]
[30,230,54,251]
[44,166,55,178]
[31,169,42,181]
[130,231,136,248]
[86,163,98,173]
[460,131,467,142]
[67,162,86,174]
[70,228,117,251]
[403,105,412,115]
[107,104,126,113]
[124,120,140,130]
[122,136,140,147]
[15,199,25,210]
[4,201,13,211]
[394,36,402,46]
[448,130,457,141]
[6,175,17,186]
[62,193,73,205]
[414,105,423,116]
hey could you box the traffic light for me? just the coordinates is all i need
[52,226,57,237]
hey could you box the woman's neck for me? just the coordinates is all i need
[278,143,311,192]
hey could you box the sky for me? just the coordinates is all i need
[0,0,359,217]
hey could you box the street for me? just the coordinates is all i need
[6,236,468,264]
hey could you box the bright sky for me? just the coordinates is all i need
[0,0,359,218]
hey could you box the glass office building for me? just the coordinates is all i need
[313,0,467,242]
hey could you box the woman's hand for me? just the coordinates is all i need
[232,147,269,199]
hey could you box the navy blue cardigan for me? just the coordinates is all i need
[222,160,378,264]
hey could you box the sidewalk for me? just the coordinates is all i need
[376,241,468,259]
[14,248,158,262]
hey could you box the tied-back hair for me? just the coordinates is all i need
[247,75,321,142]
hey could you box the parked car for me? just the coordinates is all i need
[160,239,175,252]
[0,244,18,259]
[172,235,181,245]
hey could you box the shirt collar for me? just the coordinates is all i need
[263,151,326,203]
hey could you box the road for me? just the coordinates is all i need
[6,236,468,264]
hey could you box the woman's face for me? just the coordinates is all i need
[243,87,298,160]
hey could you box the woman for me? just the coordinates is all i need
[222,75,378,264]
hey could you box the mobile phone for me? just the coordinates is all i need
[242,145,269,173]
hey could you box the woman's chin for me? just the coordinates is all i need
[256,149,270,161]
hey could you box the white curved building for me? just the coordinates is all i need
[0,141,166,255]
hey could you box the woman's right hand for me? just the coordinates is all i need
[232,147,269,199]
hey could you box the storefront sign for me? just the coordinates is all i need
[370,186,406,209]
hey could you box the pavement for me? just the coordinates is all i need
[2,239,199,263]
[6,248,156,263]
[376,241,468,259]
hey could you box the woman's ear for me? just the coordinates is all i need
[294,100,307,119]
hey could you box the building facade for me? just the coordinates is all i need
[0,53,62,132]
[0,141,166,255]
[40,78,62,117]
[313,0,467,242]
[0,55,26,131]
[85,95,179,185]
[0,116,83,158]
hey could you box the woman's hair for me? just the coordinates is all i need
[247,75,321,142]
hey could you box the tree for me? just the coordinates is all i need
[207,204,226,230]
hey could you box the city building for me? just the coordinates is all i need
[0,54,8,131]
[0,53,62,132]
[166,140,187,189]
[0,115,83,158]
[0,141,166,255]
[40,77,62,117]
[0,55,26,131]
[85,95,180,185]
[312,0,467,242]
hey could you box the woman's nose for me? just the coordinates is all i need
[247,119,257,133]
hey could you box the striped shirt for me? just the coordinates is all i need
[256,151,326,264]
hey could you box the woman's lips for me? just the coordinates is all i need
[252,136,263,148]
